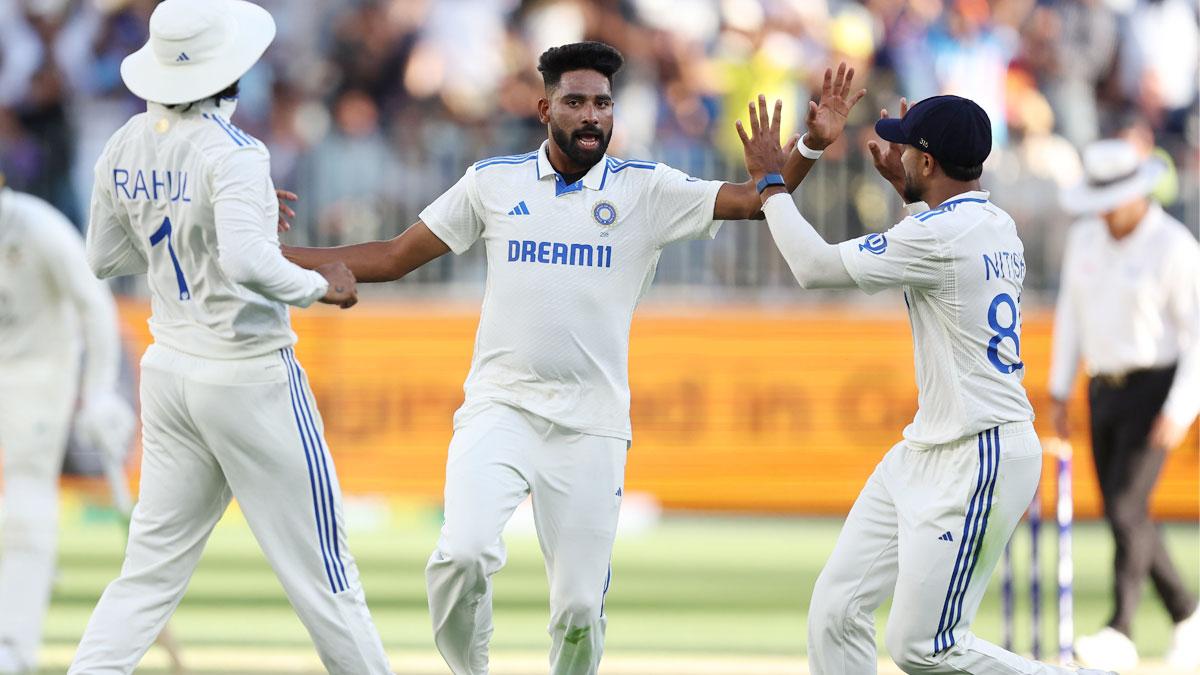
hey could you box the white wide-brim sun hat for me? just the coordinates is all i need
[1060,138,1166,216]
[120,0,275,106]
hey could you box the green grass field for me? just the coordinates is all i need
[38,494,1199,673]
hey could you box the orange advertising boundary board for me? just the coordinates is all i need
[116,302,1199,518]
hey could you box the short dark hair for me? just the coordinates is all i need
[537,42,624,90]
[939,158,983,181]
[165,80,240,111]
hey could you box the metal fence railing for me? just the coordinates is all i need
[267,138,1200,302]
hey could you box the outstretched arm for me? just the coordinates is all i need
[714,62,865,221]
[737,96,855,289]
[283,220,451,283]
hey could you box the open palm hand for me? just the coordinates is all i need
[806,62,866,150]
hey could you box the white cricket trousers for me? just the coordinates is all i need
[69,344,391,674]
[808,421,1076,675]
[0,358,77,670]
[425,402,626,675]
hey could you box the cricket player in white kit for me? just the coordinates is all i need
[283,43,849,675]
[68,1,392,673]
[0,183,133,673]
[736,70,1115,674]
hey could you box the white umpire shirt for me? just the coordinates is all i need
[0,187,120,398]
[87,99,328,359]
[420,140,723,440]
[1048,203,1200,426]
[829,190,1036,446]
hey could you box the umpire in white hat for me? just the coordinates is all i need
[1049,138,1200,671]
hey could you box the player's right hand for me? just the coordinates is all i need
[736,95,799,182]
[316,261,358,309]
[276,189,299,233]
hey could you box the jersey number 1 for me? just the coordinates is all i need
[149,216,191,301]
[987,292,1023,374]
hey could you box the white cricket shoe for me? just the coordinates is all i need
[1166,607,1200,670]
[1074,627,1139,671]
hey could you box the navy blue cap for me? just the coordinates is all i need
[874,95,992,168]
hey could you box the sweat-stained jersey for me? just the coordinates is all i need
[838,190,1035,445]
[420,140,723,440]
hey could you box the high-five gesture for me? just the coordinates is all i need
[805,62,867,150]
[736,94,800,183]
[867,97,909,196]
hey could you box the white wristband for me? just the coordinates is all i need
[797,134,824,160]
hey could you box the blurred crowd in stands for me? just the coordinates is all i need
[0,0,1196,296]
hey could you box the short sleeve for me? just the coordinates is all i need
[420,168,485,254]
[649,164,723,247]
[837,217,944,294]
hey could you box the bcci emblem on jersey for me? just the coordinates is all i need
[592,201,618,229]
[858,232,888,255]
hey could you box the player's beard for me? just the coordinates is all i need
[551,122,610,169]
[902,172,925,204]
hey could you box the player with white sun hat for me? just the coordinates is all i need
[69,1,391,672]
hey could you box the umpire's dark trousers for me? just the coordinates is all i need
[1089,364,1197,635]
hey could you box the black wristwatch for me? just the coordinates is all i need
[755,172,785,194]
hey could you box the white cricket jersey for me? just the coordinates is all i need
[420,140,723,440]
[87,99,328,360]
[0,188,120,396]
[838,190,1035,446]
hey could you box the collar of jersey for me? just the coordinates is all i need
[535,140,608,195]
[915,190,990,219]
[146,98,225,118]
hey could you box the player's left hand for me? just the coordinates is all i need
[805,62,866,150]
[736,95,800,182]
[1149,413,1188,451]
[276,189,298,233]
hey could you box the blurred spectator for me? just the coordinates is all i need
[295,89,407,245]
[990,73,1081,290]
[1119,0,1199,136]
[1021,0,1118,148]
[922,0,1017,146]
[1116,112,1181,208]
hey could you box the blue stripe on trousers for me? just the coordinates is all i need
[933,427,1000,653]
[601,566,612,616]
[281,348,339,592]
[284,348,348,591]
[945,428,1001,643]
[933,431,989,653]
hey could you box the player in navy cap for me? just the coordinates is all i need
[869,94,993,207]
[736,73,1115,674]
